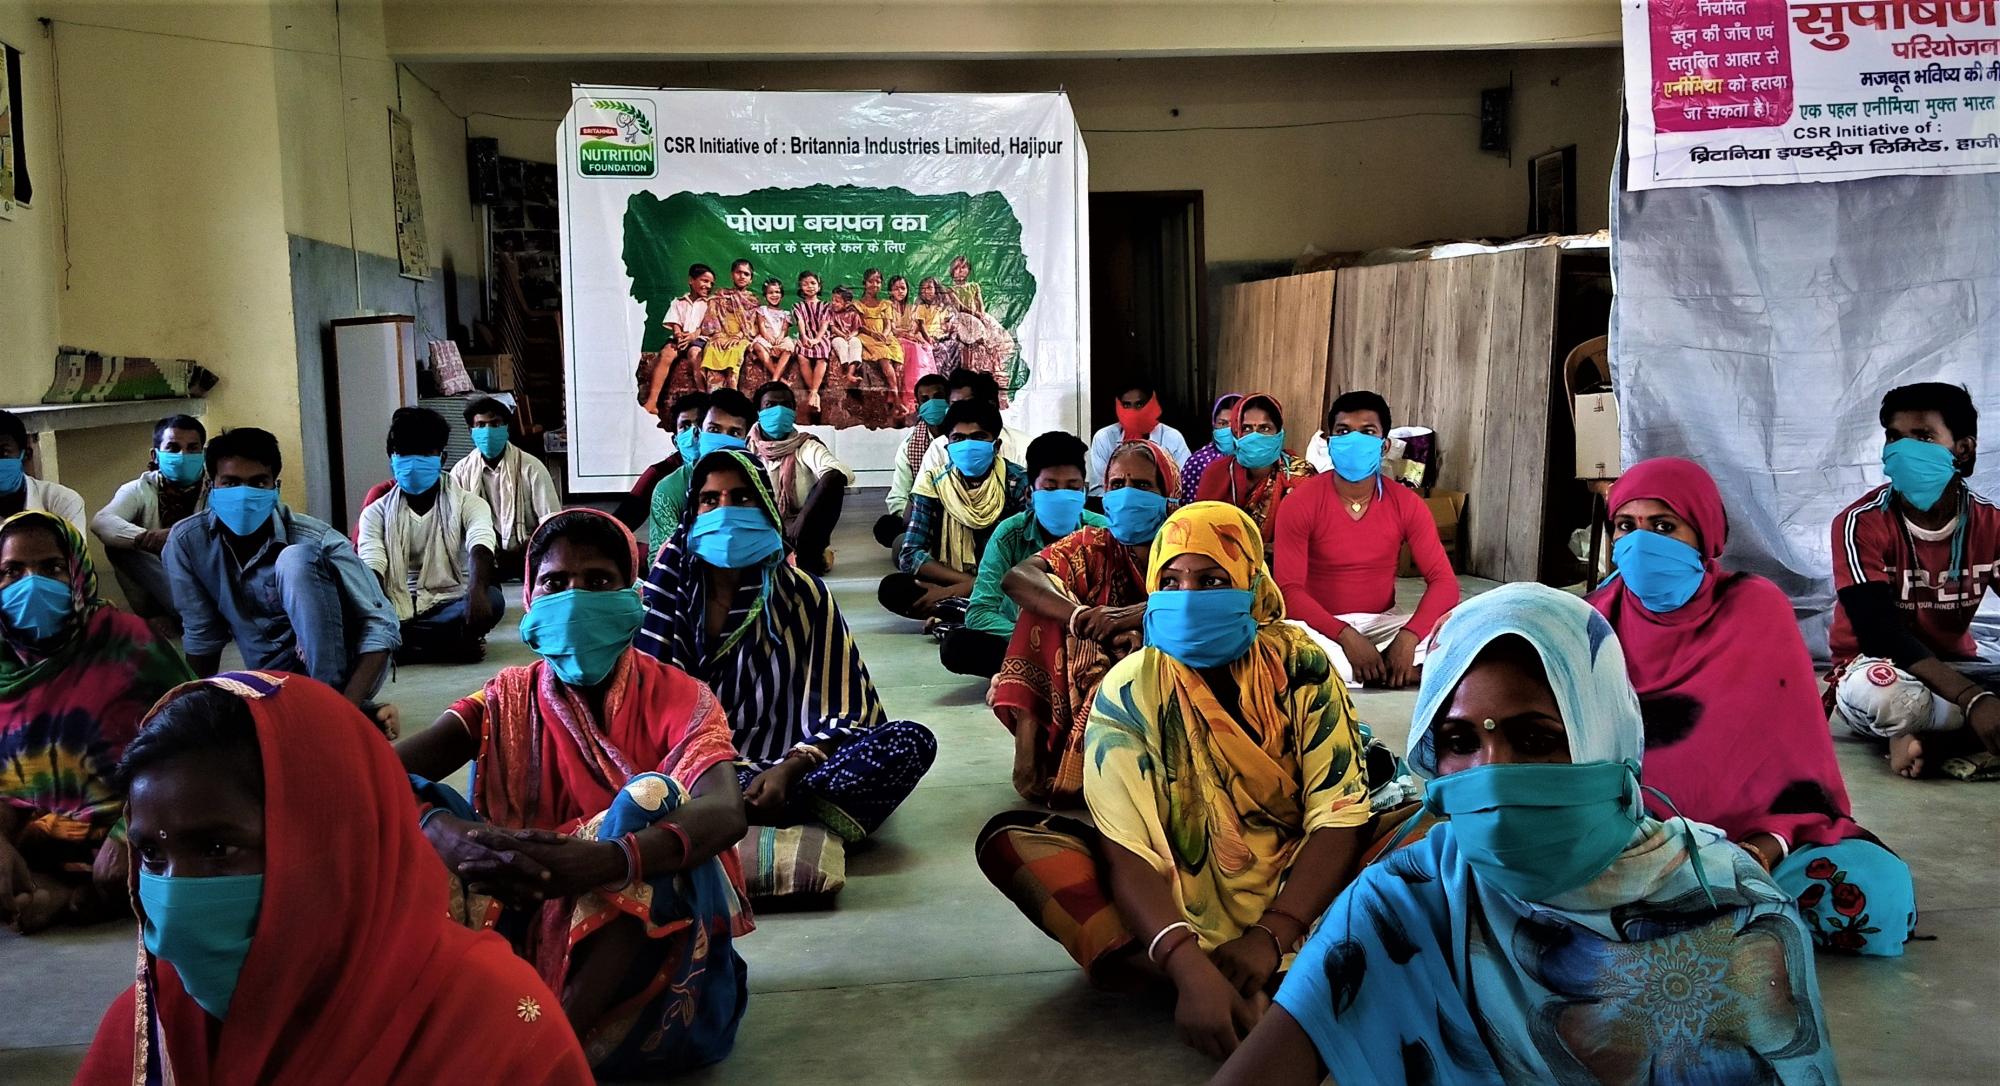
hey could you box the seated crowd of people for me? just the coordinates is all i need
[0,376,1988,1082]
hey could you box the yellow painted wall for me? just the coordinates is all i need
[448,48,1623,263]
[44,4,300,520]
[10,0,480,604]
[273,0,480,292]
[0,2,61,405]
[385,0,1619,60]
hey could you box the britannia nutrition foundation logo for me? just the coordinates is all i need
[576,98,656,178]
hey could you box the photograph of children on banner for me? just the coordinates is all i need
[636,252,1015,429]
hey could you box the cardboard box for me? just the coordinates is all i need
[1575,391,1622,480]
[1398,489,1466,577]
[462,353,517,392]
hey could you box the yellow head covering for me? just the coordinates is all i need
[1146,501,1286,626]
[1086,501,1370,950]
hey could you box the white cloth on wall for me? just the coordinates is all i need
[1611,168,2000,658]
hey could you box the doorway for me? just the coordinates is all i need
[1088,191,1206,438]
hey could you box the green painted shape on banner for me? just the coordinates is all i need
[622,184,1036,388]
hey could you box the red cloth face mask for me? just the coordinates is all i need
[1117,395,1162,440]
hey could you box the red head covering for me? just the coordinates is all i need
[77,672,592,1085]
[1588,458,1864,849]
[1194,393,1310,531]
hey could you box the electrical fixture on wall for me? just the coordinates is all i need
[1480,83,1512,165]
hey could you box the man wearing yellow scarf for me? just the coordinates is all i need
[880,399,1030,621]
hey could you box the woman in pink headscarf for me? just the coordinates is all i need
[1589,457,1914,956]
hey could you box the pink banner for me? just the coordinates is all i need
[1651,0,1798,133]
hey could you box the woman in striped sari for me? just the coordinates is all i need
[639,449,937,848]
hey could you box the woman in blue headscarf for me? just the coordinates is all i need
[1213,583,1839,1085]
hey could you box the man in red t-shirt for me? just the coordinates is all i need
[1829,381,2000,778]
[1271,391,1459,689]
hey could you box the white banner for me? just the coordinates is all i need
[558,87,1089,489]
[1623,0,2000,190]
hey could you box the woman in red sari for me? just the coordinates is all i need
[77,671,590,1084]
[396,508,753,1076]
[992,440,1180,805]
[1194,392,1315,560]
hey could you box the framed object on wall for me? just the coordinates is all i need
[1529,145,1576,236]
[389,109,429,280]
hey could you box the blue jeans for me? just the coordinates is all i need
[261,542,386,699]
[399,585,506,657]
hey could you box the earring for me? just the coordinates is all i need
[1481,718,1498,731]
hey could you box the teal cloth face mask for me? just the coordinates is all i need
[757,406,798,438]
[1234,430,1285,470]
[697,431,750,459]
[1612,530,1706,612]
[470,426,510,459]
[1032,488,1087,537]
[1143,587,1258,668]
[1102,486,1169,545]
[155,451,205,487]
[519,588,645,686]
[689,505,786,569]
[207,485,279,536]
[1328,431,1385,483]
[917,398,951,428]
[1211,427,1236,456]
[139,871,264,1020]
[1882,437,1957,512]
[0,455,22,495]
[1,573,72,642]
[674,426,701,464]
[390,454,442,496]
[1423,760,1641,903]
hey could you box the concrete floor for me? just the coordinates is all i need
[2,496,1995,1084]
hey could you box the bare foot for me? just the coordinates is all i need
[1889,733,1928,778]
[13,877,74,934]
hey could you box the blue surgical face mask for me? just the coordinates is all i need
[1103,486,1170,545]
[1612,530,1707,613]
[697,430,750,460]
[947,437,998,478]
[917,397,951,429]
[689,505,785,569]
[1032,487,1087,537]
[1883,437,1958,512]
[391,453,442,496]
[139,871,263,1020]
[0,573,72,642]
[1233,430,1285,470]
[155,450,206,487]
[674,426,701,464]
[208,485,280,537]
[1211,427,1237,456]
[1143,586,1258,668]
[470,426,510,460]
[519,587,644,687]
[0,455,22,495]
[757,406,798,438]
[1329,431,1385,483]
[1422,760,1642,903]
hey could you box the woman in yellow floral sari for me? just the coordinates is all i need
[976,501,1373,1062]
